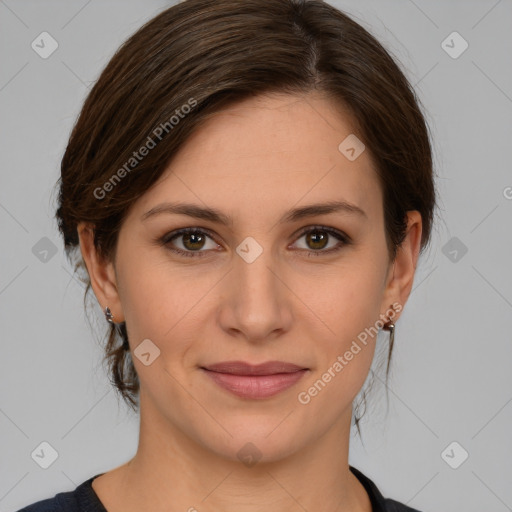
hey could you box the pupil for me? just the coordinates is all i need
[308,231,327,250]
[184,232,204,250]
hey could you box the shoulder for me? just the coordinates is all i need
[382,498,423,512]
[350,466,424,512]
[14,474,105,512]
[15,491,78,512]
[15,495,62,512]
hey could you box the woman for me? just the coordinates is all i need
[18,0,436,510]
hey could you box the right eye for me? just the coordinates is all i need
[160,227,221,258]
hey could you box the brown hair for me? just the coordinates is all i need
[54,0,437,437]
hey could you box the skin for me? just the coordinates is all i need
[78,91,422,512]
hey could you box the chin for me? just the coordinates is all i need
[198,421,307,466]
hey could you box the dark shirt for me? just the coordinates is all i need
[16,466,422,511]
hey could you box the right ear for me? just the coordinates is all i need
[77,222,125,323]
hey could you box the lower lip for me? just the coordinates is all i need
[201,368,308,399]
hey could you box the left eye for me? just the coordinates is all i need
[163,229,220,256]
[293,227,348,254]
[160,226,349,258]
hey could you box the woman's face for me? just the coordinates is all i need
[80,91,421,463]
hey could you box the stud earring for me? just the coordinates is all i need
[382,303,396,347]
[103,306,130,351]
[382,319,395,346]
[104,306,115,324]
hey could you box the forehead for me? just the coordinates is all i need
[132,92,383,226]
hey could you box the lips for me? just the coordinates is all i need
[201,360,306,375]
[200,360,309,399]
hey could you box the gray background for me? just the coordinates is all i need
[1,1,511,511]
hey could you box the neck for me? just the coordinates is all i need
[95,392,371,512]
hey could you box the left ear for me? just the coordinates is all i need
[380,210,423,321]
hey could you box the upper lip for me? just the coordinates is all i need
[202,360,307,376]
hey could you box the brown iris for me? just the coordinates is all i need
[305,230,329,250]
[182,232,206,251]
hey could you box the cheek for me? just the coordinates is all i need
[293,256,386,336]
[293,259,385,399]
[295,295,379,424]
[115,250,217,355]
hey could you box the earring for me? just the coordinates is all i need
[382,304,396,347]
[104,306,130,351]
[382,305,397,377]
[104,306,115,324]
[383,320,395,346]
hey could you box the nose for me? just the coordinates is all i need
[217,242,293,343]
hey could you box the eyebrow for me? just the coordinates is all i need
[141,200,367,225]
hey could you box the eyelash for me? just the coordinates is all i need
[158,225,351,259]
